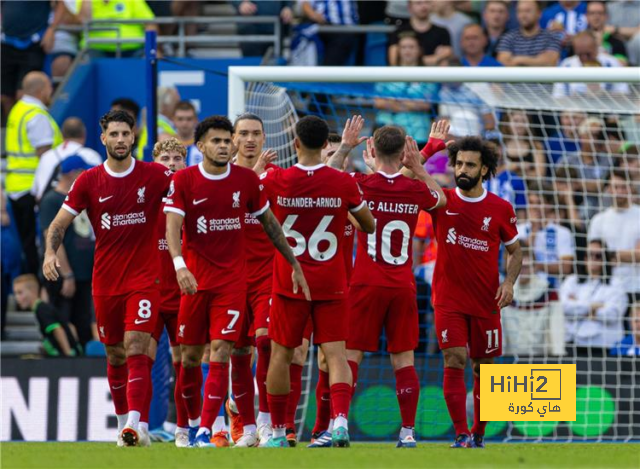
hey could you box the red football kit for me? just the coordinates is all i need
[260,163,365,348]
[163,162,268,345]
[347,171,440,353]
[431,187,518,358]
[62,158,172,345]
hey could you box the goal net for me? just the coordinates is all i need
[235,67,640,442]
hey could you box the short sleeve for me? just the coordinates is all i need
[418,183,440,212]
[545,31,563,52]
[259,166,281,202]
[496,31,514,53]
[163,172,186,217]
[587,214,603,241]
[62,171,89,216]
[500,203,519,246]
[26,114,54,149]
[344,175,365,213]
[35,303,60,333]
[246,171,270,217]
[438,27,451,46]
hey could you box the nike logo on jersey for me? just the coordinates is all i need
[134,319,150,325]
[129,377,142,383]
[112,384,126,390]
[235,392,248,399]
[221,329,236,335]
[181,393,192,399]
[485,347,499,354]
[193,198,208,205]
[99,196,113,203]
[446,210,459,215]
[208,395,222,400]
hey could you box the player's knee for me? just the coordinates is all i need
[181,348,202,368]
[105,345,126,366]
[232,346,252,356]
[346,349,363,365]
[390,351,414,371]
[210,341,232,362]
[443,349,466,369]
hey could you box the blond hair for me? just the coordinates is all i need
[152,137,187,159]
[13,274,39,289]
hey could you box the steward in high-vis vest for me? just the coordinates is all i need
[5,71,62,274]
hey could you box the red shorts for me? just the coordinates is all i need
[347,286,418,354]
[434,309,502,359]
[270,294,347,349]
[94,287,160,346]
[153,310,179,346]
[177,290,246,345]
[235,287,271,349]
[303,316,312,342]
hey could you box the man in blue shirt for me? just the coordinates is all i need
[460,24,504,67]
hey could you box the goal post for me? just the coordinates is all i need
[229,66,640,442]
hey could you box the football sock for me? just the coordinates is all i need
[312,369,331,434]
[330,382,352,425]
[334,416,348,431]
[286,364,303,428]
[443,367,469,436]
[200,362,229,431]
[181,365,203,420]
[116,414,128,432]
[471,374,487,436]
[139,421,149,433]
[328,418,334,433]
[140,356,154,425]
[395,365,420,429]
[106,362,128,416]
[126,354,150,419]
[255,335,271,413]
[347,360,359,397]
[188,417,201,428]
[267,393,288,434]
[257,411,271,427]
[231,353,256,427]
[399,426,414,439]
[173,362,188,429]
[212,415,226,434]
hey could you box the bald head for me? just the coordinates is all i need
[61,117,86,142]
[22,72,53,104]
[157,87,181,118]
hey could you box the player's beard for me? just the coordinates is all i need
[455,173,481,191]
[107,143,131,161]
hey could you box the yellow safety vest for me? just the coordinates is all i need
[5,100,62,195]
[79,0,154,52]
[136,116,177,160]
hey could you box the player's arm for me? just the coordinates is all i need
[327,115,367,171]
[257,209,311,301]
[400,120,451,179]
[43,209,76,281]
[252,149,278,175]
[496,240,523,308]
[402,136,447,209]
[165,211,198,295]
[350,203,375,234]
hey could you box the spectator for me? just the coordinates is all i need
[233,1,292,57]
[301,0,359,65]
[610,303,640,356]
[540,0,588,55]
[73,0,158,58]
[497,0,562,66]
[387,0,452,66]
[1,189,22,339]
[13,274,83,357]
[32,117,103,202]
[0,1,63,121]
[138,86,179,158]
[5,72,62,275]
[482,0,510,58]
[518,191,575,291]
[560,239,628,350]
[552,31,630,98]
[584,1,628,65]
[588,170,640,305]
[545,110,585,166]
[430,0,473,59]
[500,110,546,180]
[172,101,203,166]
[460,24,503,67]
[50,2,82,81]
[374,32,437,144]
[39,155,98,347]
[413,210,437,285]
[170,1,200,38]
[606,0,640,66]
[485,140,528,219]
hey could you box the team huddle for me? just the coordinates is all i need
[42,108,522,449]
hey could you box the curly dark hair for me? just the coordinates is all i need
[195,115,233,143]
[295,115,329,150]
[447,136,498,181]
[99,110,135,132]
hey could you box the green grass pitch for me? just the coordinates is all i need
[2,443,638,469]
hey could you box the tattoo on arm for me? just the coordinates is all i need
[505,243,523,284]
[327,144,350,170]
[258,210,298,266]
[46,222,66,254]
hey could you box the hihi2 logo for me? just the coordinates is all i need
[480,364,576,421]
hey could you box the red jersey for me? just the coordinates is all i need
[243,163,278,292]
[163,163,268,292]
[350,171,440,289]
[157,208,181,311]
[261,163,365,300]
[431,187,519,317]
[343,220,355,283]
[62,159,172,296]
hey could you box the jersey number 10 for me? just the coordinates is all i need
[367,219,411,265]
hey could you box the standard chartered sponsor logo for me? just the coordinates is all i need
[446,227,489,252]
[197,216,242,233]
[197,216,207,234]
[101,213,111,230]
[101,211,147,230]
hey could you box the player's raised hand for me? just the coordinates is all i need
[362,137,376,172]
[253,148,277,175]
[495,280,514,308]
[341,115,368,149]
[177,268,198,295]
[42,252,61,281]
[291,265,311,301]
[401,136,424,172]
[429,119,451,142]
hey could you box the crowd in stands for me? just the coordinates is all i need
[1,1,639,358]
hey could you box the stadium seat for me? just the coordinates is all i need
[364,30,388,66]
[85,340,106,357]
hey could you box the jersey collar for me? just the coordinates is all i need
[377,170,402,178]
[295,163,325,171]
[456,187,487,203]
[103,157,135,178]
[198,161,231,180]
